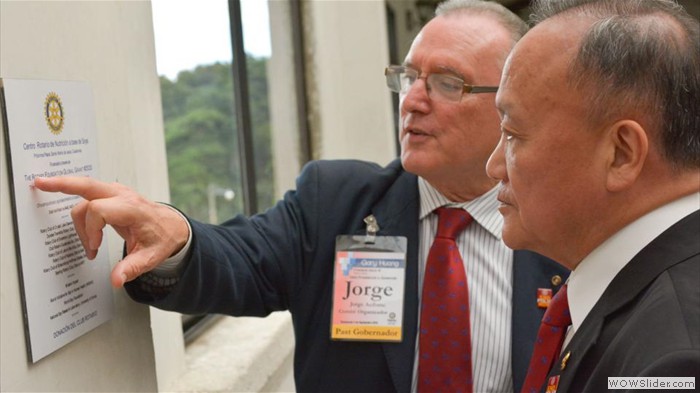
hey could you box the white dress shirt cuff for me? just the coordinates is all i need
[150,204,193,278]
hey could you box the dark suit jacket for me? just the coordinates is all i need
[126,159,569,392]
[542,210,700,392]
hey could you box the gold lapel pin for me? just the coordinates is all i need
[551,275,563,286]
[561,351,571,371]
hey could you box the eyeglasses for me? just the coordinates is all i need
[384,65,498,103]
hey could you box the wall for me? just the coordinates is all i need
[0,1,182,391]
[303,0,396,164]
[270,0,398,192]
[268,0,303,196]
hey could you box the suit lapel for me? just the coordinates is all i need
[368,168,419,393]
[547,318,601,392]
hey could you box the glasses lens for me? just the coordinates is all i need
[386,66,412,93]
[428,74,463,102]
[386,66,420,94]
[385,67,472,103]
[398,69,417,93]
[386,68,401,92]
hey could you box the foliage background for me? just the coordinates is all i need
[160,56,274,223]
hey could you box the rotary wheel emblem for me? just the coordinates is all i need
[44,92,64,135]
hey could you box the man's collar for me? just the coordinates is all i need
[567,192,700,332]
[418,177,503,240]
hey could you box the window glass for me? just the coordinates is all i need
[153,0,242,223]
[152,0,304,338]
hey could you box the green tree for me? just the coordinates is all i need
[160,56,274,223]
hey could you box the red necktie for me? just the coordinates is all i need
[521,284,571,393]
[418,207,474,393]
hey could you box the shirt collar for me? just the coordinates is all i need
[417,177,503,240]
[567,192,700,332]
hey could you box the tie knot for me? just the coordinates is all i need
[543,284,571,327]
[435,207,473,240]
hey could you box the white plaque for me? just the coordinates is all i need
[1,78,114,362]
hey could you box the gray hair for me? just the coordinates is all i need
[435,0,530,44]
[531,0,700,170]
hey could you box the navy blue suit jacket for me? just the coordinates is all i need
[127,159,569,392]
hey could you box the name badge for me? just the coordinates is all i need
[331,235,407,342]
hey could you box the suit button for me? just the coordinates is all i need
[551,275,563,286]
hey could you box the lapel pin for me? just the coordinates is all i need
[537,288,553,309]
[546,375,560,393]
[561,351,571,371]
[551,275,563,286]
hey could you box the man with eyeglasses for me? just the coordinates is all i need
[34,0,567,391]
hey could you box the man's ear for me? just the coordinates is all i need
[606,120,648,192]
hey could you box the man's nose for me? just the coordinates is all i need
[400,77,431,114]
[486,134,508,181]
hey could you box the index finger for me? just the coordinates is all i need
[33,176,119,201]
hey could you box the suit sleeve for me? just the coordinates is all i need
[638,349,700,378]
[124,161,323,317]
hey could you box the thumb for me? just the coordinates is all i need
[110,250,156,288]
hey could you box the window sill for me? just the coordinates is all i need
[164,311,295,392]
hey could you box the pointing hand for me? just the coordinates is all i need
[33,177,189,288]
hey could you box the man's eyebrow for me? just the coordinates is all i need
[436,65,465,79]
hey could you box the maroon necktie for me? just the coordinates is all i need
[521,284,571,393]
[418,207,474,393]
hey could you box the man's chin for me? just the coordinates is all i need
[400,154,434,177]
[501,225,530,251]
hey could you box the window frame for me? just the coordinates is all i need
[182,0,310,343]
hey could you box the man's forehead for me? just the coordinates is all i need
[495,24,568,113]
[497,18,596,120]
[404,12,512,65]
[525,16,590,55]
[506,19,586,80]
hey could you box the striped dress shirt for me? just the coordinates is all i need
[411,178,513,393]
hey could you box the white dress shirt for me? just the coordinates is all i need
[411,178,513,393]
[563,192,700,349]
